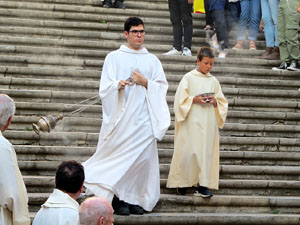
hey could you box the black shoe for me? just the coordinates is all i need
[194,186,213,198]
[112,197,130,215]
[176,187,187,195]
[102,0,113,8]
[114,0,125,8]
[272,62,290,71]
[129,204,144,215]
[287,61,300,71]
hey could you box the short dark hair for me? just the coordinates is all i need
[197,46,214,61]
[55,160,85,194]
[124,17,144,32]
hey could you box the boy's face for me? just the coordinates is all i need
[197,57,214,74]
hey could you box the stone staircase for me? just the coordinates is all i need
[1,0,300,224]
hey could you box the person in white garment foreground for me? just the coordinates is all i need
[32,160,85,225]
[79,197,114,225]
[167,47,228,197]
[83,17,170,215]
[0,94,30,225]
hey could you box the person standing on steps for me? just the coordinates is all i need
[164,0,194,56]
[232,0,261,50]
[167,47,228,197]
[258,0,280,60]
[83,17,170,216]
[0,94,30,225]
[272,0,300,71]
[102,0,125,9]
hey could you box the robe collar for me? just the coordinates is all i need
[120,44,148,54]
[191,68,213,78]
[42,189,79,210]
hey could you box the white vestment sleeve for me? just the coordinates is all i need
[146,57,170,140]
[99,53,125,138]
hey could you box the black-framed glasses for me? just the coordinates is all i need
[129,29,145,36]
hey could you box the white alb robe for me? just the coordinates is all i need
[0,131,30,225]
[83,45,170,211]
[32,189,79,225]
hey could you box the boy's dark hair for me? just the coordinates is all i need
[124,17,144,32]
[55,160,85,194]
[197,46,215,61]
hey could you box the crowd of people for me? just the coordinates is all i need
[164,0,300,71]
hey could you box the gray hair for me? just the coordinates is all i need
[79,197,111,225]
[0,94,15,127]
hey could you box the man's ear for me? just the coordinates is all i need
[124,31,129,39]
[7,115,13,124]
[2,115,13,131]
[98,216,104,225]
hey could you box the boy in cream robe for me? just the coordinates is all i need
[0,94,30,225]
[167,47,228,197]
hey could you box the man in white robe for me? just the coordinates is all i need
[0,94,30,225]
[83,17,170,215]
[32,160,84,225]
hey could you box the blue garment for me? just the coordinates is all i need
[237,0,261,41]
[209,0,226,10]
[261,0,279,47]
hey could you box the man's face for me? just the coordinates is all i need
[124,24,145,50]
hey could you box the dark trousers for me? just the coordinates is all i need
[168,0,193,50]
[211,1,240,50]
[204,0,213,27]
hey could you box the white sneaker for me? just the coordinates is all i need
[211,34,219,49]
[182,47,192,56]
[218,50,227,58]
[163,48,182,56]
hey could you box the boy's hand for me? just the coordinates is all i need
[208,96,218,108]
[193,95,217,107]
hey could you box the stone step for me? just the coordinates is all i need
[0,26,268,54]
[4,127,300,150]
[23,174,300,197]
[0,69,300,93]
[113,213,300,225]
[15,145,300,166]
[20,162,300,180]
[27,192,300,215]
[0,34,269,61]
[0,44,278,72]
[0,0,170,14]
[2,85,300,107]
[0,15,268,46]
[8,112,300,138]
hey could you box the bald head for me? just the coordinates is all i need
[0,94,15,131]
[79,197,114,225]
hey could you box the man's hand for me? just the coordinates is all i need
[118,80,129,89]
[131,70,148,88]
[297,1,300,13]
[188,0,194,4]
